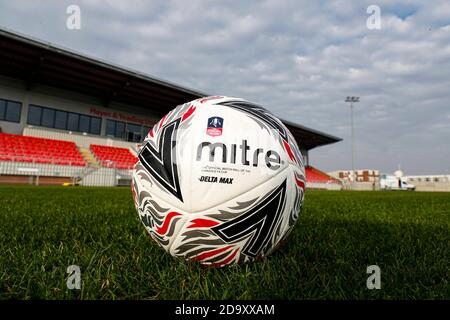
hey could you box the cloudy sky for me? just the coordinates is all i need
[1,0,449,174]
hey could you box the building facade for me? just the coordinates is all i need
[328,169,380,183]
[405,175,450,192]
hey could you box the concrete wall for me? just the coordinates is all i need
[405,175,450,192]
[410,182,450,192]
[306,182,342,190]
[342,182,380,191]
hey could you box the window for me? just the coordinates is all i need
[0,99,22,123]
[5,101,22,122]
[79,114,90,133]
[28,105,42,125]
[105,119,151,141]
[126,123,142,142]
[41,108,55,128]
[90,117,101,135]
[106,119,126,138]
[143,126,151,137]
[115,121,125,139]
[26,104,101,135]
[55,110,67,130]
[127,123,142,134]
[67,113,79,131]
[106,120,116,137]
[0,100,6,120]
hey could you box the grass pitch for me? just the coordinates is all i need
[0,186,448,299]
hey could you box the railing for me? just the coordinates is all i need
[0,158,86,185]
[0,154,87,167]
[306,181,343,190]
[80,161,134,187]
[100,160,135,170]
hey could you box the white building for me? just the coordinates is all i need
[404,175,450,192]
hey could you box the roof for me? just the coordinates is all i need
[0,27,341,150]
[281,119,342,150]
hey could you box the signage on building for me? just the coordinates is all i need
[89,107,156,126]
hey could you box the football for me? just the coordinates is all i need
[132,96,306,267]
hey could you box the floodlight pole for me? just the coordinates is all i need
[345,96,359,190]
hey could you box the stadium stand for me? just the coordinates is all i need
[24,127,139,151]
[0,133,86,166]
[305,166,342,190]
[90,144,137,169]
[0,29,342,187]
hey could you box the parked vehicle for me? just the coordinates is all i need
[380,174,416,191]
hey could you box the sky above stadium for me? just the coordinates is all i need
[0,0,449,175]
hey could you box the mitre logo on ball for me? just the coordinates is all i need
[132,96,306,267]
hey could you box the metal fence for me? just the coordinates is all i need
[0,160,133,187]
[306,182,343,190]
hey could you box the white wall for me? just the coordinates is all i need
[405,175,450,192]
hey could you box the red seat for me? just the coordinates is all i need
[90,144,137,169]
[305,166,341,184]
[0,133,86,167]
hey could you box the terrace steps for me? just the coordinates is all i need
[79,147,100,168]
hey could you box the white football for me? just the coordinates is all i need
[132,96,305,267]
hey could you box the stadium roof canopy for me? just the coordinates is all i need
[0,28,341,151]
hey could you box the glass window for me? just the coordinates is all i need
[0,100,6,120]
[27,105,42,125]
[41,108,55,128]
[67,112,79,131]
[24,104,102,135]
[127,123,141,134]
[143,126,151,137]
[126,123,142,142]
[5,101,22,122]
[79,114,90,133]
[106,120,116,137]
[133,134,142,142]
[54,110,67,130]
[115,121,125,138]
[90,117,101,135]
